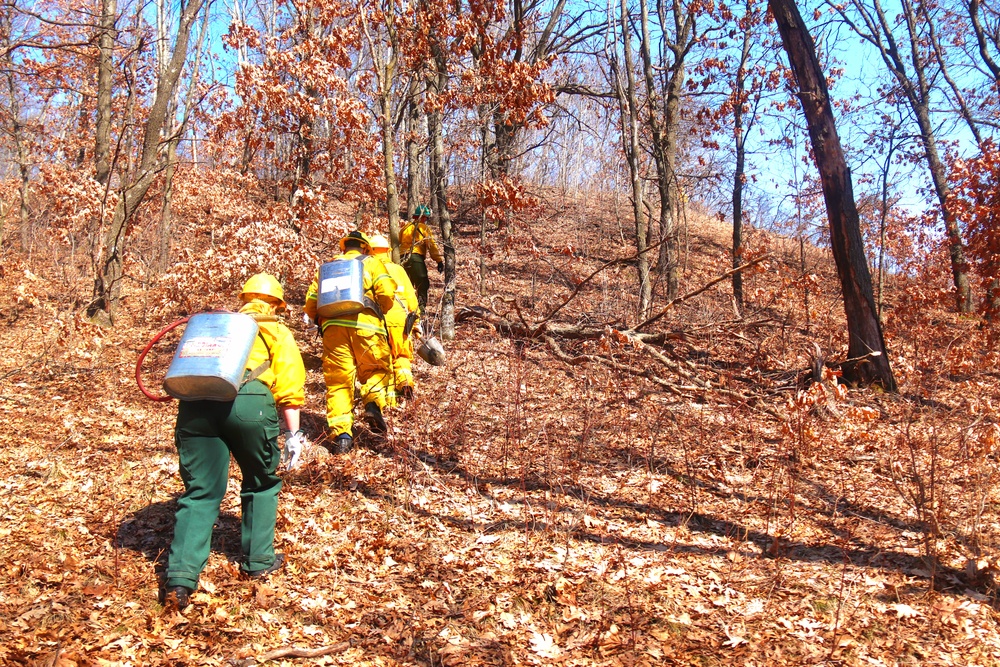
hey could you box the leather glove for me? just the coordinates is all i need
[283,430,307,470]
[436,262,444,274]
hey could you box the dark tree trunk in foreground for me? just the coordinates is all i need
[769,0,896,391]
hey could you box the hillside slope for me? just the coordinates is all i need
[3,195,1000,666]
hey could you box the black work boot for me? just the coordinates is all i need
[334,433,353,454]
[364,402,387,433]
[246,553,285,580]
[163,585,192,611]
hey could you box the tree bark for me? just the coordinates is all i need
[404,77,422,263]
[637,0,692,302]
[731,23,752,314]
[769,0,896,390]
[612,0,652,319]
[89,0,207,320]
[156,0,210,274]
[1,10,30,248]
[359,5,402,253]
[427,46,455,340]
[381,98,402,252]
[288,8,318,211]
[485,0,567,178]
[969,0,1000,83]
[95,0,116,187]
[477,101,491,294]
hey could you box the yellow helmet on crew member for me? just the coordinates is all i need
[368,234,391,254]
[339,230,372,253]
[240,273,286,310]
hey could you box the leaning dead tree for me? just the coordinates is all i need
[768,0,897,391]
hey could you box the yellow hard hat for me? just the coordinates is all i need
[368,234,390,253]
[240,273,285,309]
[339,230,372,253]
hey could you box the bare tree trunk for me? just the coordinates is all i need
[3,40,29,247]
[770,0,896,390]
[619,0,652,318]
[154,0,176,274]
[969,0,1000,82]
[492,118,515,178]
[381,100,401,250]
[75,95,89,168]
[876,122,898,319]
[478,102,492,294]
[290,90,317,210]
[918,103,972,313]
[288,5,318,211]
[661,82,683,301]
[156,0,210,274]
[231,0,258,176]
[0,6,27,246]
[731,20,753,314]
[638,0,691,302]
[158,141,177,272]
[95,0,116,187]
[484,0,566,178]
[403,77,422,263]
[427,48,455,340]
[359,8,401,254]
[89,0,208,321]
[121,5,143,185]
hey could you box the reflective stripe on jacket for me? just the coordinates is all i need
[304,250,397,334]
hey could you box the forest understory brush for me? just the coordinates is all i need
[6,203,1000,664]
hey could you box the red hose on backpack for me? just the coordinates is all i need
[135,317,190,402]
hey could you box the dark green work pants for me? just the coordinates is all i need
[404,253,430,314]
[166,380,282,590]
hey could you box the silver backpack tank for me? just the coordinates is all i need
[162,312,259,401]
[316,258,375,318]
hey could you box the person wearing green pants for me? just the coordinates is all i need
[163,274,307,611]
[399,205,444,314]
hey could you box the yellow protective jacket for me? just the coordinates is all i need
[239,300,306,408]
[382,260,419,357]
[304,250,397,336]
[384,261,419,323]
[399,221,443,263]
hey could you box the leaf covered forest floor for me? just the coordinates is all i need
[4,196,1000,665]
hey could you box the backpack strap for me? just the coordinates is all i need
[360,256,384,318]
[242,360,271,385]
[404,221,425,257]
[241,326,274,387]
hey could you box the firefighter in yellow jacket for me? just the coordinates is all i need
[164,274,306,611]
[304,231,396,453]
[368,233,419,404]
[399,204,444,314]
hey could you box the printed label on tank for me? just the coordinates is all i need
[178,336,230,358]
[321,275,353,293]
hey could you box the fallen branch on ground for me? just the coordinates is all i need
[631,255,772,332]
[543,335,688,397]
[232,641,351,666]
